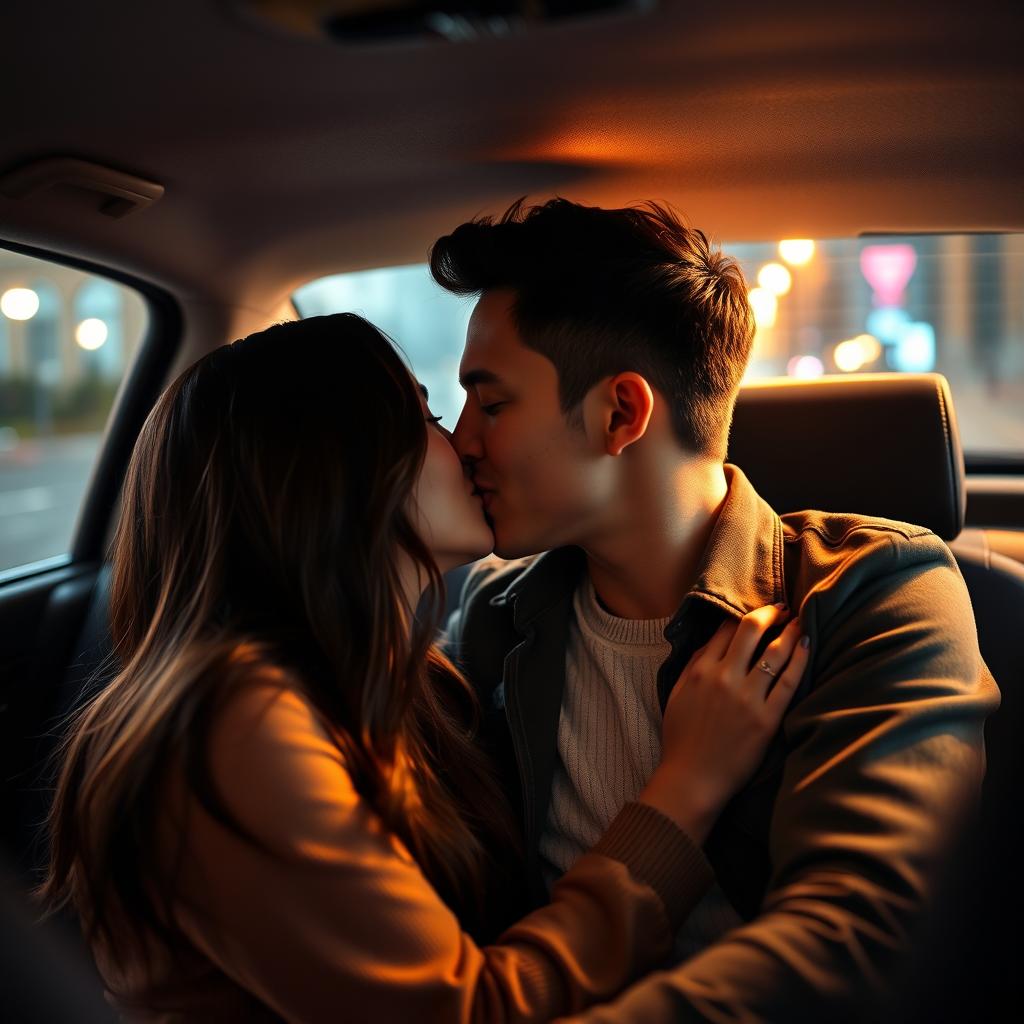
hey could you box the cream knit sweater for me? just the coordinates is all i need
[539,574,743,961]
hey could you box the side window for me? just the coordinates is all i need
[293,264,472,426]
[0,249,148,575]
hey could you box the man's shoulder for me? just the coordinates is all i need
[779,508,964,624]
[781,508,952,568]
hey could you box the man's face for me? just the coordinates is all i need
[452,288,608,559]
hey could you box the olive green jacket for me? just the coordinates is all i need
[447,463,999,1022]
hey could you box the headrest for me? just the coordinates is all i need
[727,373,965,540]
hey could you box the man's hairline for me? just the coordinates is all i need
[462,285,737,458]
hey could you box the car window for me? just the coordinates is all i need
[293,233,1023,456]
[294,264,472,436]
[0,249,148,575]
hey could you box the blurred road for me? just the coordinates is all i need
[0,434,99,572]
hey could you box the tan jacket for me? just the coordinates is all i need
[95,683,714,1022]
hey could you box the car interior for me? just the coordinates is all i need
[1,1,1022,1019]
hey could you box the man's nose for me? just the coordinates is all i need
[451,404,482,466]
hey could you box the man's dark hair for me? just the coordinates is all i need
[430,198,755,458]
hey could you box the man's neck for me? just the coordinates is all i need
[581,460,729,620]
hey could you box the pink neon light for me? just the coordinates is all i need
[860,244,917,307]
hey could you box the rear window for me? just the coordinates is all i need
[0,249,147,575]
[293,233,1023,457]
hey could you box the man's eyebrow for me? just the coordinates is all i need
[459,369,503,390]
[417,382,429,401]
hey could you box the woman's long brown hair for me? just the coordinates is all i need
[39,313,517,963]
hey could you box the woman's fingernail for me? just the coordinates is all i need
[800,635,811,649]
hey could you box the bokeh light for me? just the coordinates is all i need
[748,287,778,329]
[834,334,882,373]
[778,239,815,266]
[1,287,40,321]
[757,262,793,297]
[75,318,109,350]
[865,306,911,343]
[787,355,825,379]
[860,244,917,307]
[892,322,936,373]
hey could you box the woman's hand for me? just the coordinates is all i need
[639,604,809,844]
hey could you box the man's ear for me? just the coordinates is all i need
[604,372,655,456]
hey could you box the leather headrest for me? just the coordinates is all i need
[727,373,965,540]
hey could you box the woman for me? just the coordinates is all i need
[41,314,809,1022]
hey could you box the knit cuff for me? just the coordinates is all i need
[591,801,716,930]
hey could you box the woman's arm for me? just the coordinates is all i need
[168,683,714,1024]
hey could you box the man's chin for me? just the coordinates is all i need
[466,530,496,564]
[439,543,494,575]
[485,514,549,560]
[492,532,546,562]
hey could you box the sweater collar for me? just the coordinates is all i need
[574,574,672,648]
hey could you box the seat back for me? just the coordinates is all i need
[729,373,965,539]
[730,373,1022,1022]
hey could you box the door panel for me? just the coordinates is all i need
[0,563,104,874]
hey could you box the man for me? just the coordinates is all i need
[437,198,997,1021]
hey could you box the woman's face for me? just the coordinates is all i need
[410,388,494,574]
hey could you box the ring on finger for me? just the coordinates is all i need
[757,659,779,678]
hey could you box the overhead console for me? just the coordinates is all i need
[234,0,657,44]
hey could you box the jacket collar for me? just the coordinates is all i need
[491,464,785,629]
[688,463,785,618]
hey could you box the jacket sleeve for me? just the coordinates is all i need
[562,530,999,1024]
[171,683,715,1024]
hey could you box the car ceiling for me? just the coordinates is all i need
[1,0,1022,322]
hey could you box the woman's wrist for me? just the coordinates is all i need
[590,801,717,931]
[637,766,721,847]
